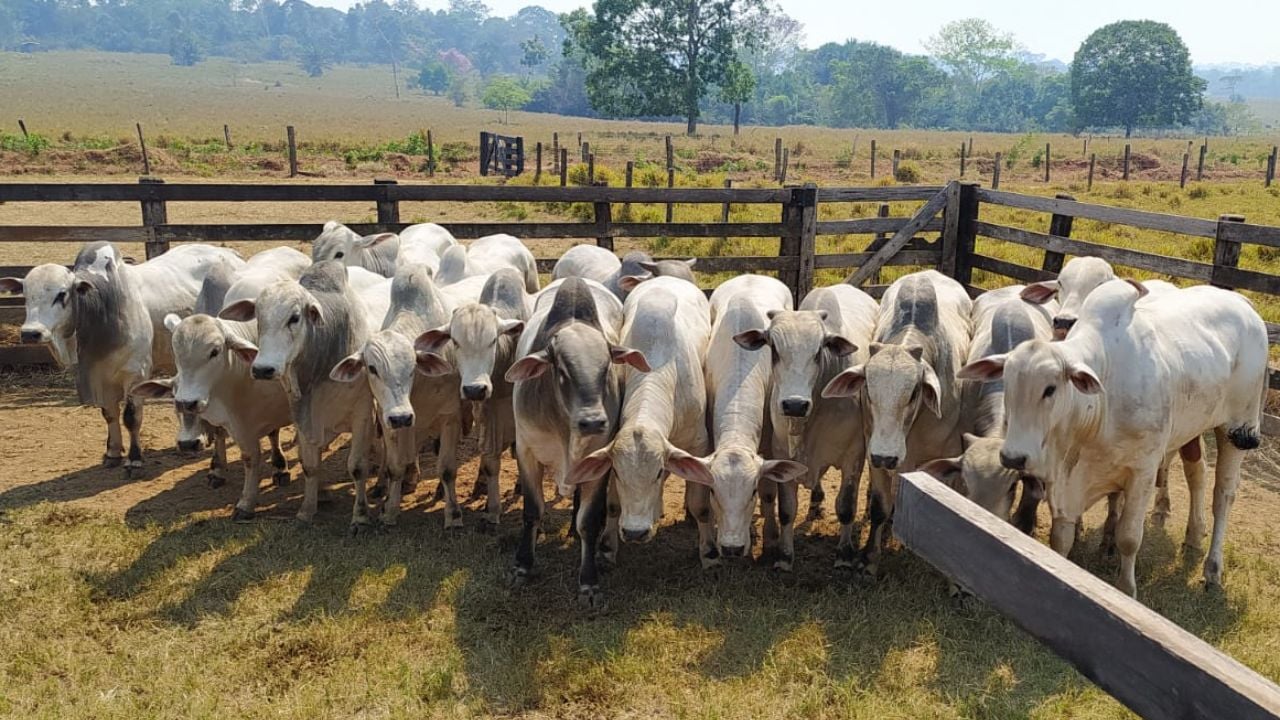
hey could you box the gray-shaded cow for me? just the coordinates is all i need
[552,246,656,300]
[312,221,400,277]
[436,234,539,293]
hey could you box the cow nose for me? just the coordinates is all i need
[576,415,608,435]
[251,365,276,380]
[870,454,899,470]
[462,384,489,401]
[177,438,203,453]
[1052,316,1076,335]
[19,329,45,344]
[781,397,811,418]
[720,544,746,558]
[386,412,415,429]
[176,399,200,414]
[621,527,651,543]
[1000,451,1027,471]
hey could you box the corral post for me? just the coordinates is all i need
[892,149,900,179]
[582,141,590,163]
[1042,193,1076,274]
[1267,146,1277,187]
[780,148,789,184]
[138,176,169,260]
[479,131,491,177]
[774,137,782,181]
[992,152,1002,189]
[665,167,675,222]
[1088,153,1096,191]
[1180,153,1190,188]
[1044,142,1050,182]
[967,136,973,157]
[136,123,151,175]
[866,203,891,284]
[559,148,568,186]
[514,136,524,176]
[870,138,877,178]
[940,181,979,287]
[577,132,582,153]
[1082,137,1087,156]
[1122,143,1131,181]
[287,125,298,178]
[18,119,28,139]
[374,178,400,226]
[594,188,613,251]
[624,161,634,219]
[959,142,966,177]
[1198,143,1207,181]
[535,141,542,183]
[666,135,675,170]
[426,129,435,176]
[587,153,595,185]
[1211,214,1246,290]
[552,132,559,171]
[720,178,732,247]
[223,124,232,150]
[794,183,818,303]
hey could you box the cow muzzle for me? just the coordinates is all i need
[1052,316,1075,339]
[177,438,204,453]
[720,543,746,558]
[461,383,490,402]
[621,526,654,544]
[780,396,811,418]
[175,399,205,414]
[250,365,277,380]
[870,454,899,470]
[575,413,608,435]
[1000,451,1028,471]
[386,412,415,429]
[19,327,48,344]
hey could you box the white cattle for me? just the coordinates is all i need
[616,258,699,294]
[734,283,877,569]
[220,247,311,310]
[565,277,714,549]
[822,270,971,575]
[219,261,380,528]
[436,234,539,293]
[534,277,625,337]
[960,280,1268,595]
[552,246,655,300]
[397,223,457,271]
[682,275,806,565]
[2,242,242,472]
[312,221,400,277]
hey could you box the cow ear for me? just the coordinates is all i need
[961,432,983,451]
[498,318,524,337]
[357,232,397,248]
[618,275,647,293]
[131,378,174,399]
[506,351,551,381]
[815,310,829,321]
[637,261,659,275]
[1020,281,1059,305]
[306,302,325,326]
[610,345,651,372]
[905,344,925,361]
[224,335,259,365]
[766,309,783,321]
[760,460,808,484]
[329,352,366,382]
[867,341,885,357]
[1066,362,1102,395]
[920,364,943,419]
[1124,278,1149,299]
[665,446,714,487]
[920,457,966,493]
[822,365,866,398]
[823,334,857,357]
[733,329,769,351]
[414,326,452,353]
[323,220,341,233]
[415,351,454,377]
[75,279,93,295]
[0,277,22,294]
[958,354,1008,382]
[163,313,182,333]
[219,299,257,322]
[568,445,614,485]
[682,258,697,268]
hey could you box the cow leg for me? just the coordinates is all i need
[1115,466,1156,598]
[99,403,125,467]
[575,476,608,609]
[269,430,290,486]
[1180,440,1208,551]
[858,467,895,576]
[123,396,144,474]
[1205,427,1246,589]
[207,424,228,489]
[686,483,719,568]
[232,436,264,521]
[807,473,825,521]
[513,442,545,583]
[382,430,417,528]
[296,435,323,524]
[1151,458,1172,529]
[347,406,377,534]
[834,448,865,568]
[759,474,779,561]
[599,477,620,565]
[1049,517,1078,557]
[775,479,799,572]
[1100,491,1122,558]
[1012,476,1043,536]
[481,407,510,525]
[438,419,463,530]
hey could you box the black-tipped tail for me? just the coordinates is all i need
[1228,425,1261,450]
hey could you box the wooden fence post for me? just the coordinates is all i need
[514,136,524,176]
[559,148,568,186]
[587,153,594,185]
[959,142,967,177]
[939,181,979,286]
[892,149,900,179]
[286,125,298,178]
[870,138,877,178]
[794,183,818,304]
[136,123,151,175]
[967,136,973,157]
[666,167,675,222]
[552,132,559,172]
[1212,214,1246,290]
[1197,143,1207,181]
[666,135,674,170]
[223,124,232,150]
[479,131,491,177]
[1267,146,1277,187]
[18,119,28,139]
[535,141,542,183]
[1044,142,1051,182]
[138,176,169,260]
[582,141,590,163]
[594,188,613,251]
[426,129,435,176]
[1042,193,1076,274]
[624,161,634,219]
[577,132,582,153]
[1122,143,1131,181]
[720,178,733,247]
[774,137,782,181]
[374,178,400,226]
[1180,153,1190,188]
[780,148,789,184]
[1088,153,1096,192]
[992,152,1002,189]
[865,203,891,284]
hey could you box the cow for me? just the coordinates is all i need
[2,242,242,473]
[734,283,877,569]
[822,270,971,576]
[220,247,311,310]
[616,258,699,294]
[133,312,293,517]
[435,234,540,293]
[219,260,381,529]
[330,263,468,528]
[551,246,655,300]
[397,223,458,271]
[959,279,1268,595]
[414,268,531,524]
[506,277,648,608]
[564,277,714,551]
[312,221,400,277]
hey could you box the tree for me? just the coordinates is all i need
[300,45,331,77]
[925,18,1018,90]
[448,73,470,107]
[519,34,548,74]
[169,31,202,66]
[415,60,451,94]
[1071,20,1204,137]
[569,0,764,135]
[482,76,530,122]
[718,59,754,134]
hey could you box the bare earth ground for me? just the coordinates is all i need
[3,369,1280,718]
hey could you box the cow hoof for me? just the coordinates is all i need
[1152,511,1169,529]
[367,485,385,500]
[1183,539,1204,554]
[510,566,535,588]
[598,548,617,567]
[102,454,123,468]
[444,512,464,531]
[350,519,374,536]
[403,479,418,495]
[807,505,825,521]
[231,506,255,522]
[578,586,607,611]
[483,512,501,528]
[206,472,226,489]
[272,471,291,487]
[773,557,794,573]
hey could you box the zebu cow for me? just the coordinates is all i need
[921,285,1055,533]
[397,223,458,270]
[219,261,381,528]
[551,246,655,300]
[564,277,714,548]
[221,247,311,309]
[678,275,807,567]
[507,277,648,607]
[2,242,241,472]
[330,264,468,528]
[735,284,877,568]
[616,258,699,294]
[435,234,540,293]
[415,268,531,524]
[822,270,971,575]
[313,221,400,276]
[960,280,1268,595]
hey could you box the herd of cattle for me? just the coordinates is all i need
[1,222,1270,606]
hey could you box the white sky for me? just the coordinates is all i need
[309,0,1279,66]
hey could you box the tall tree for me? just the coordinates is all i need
[482,76,532,123]
[1071,20,1204,137]
[569,0,763,134]
[925,18,1018,91]
[718,59,754,134]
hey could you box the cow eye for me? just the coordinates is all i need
[287,313,300,327]
[1043,385,1056,399]
[209,347,220,359]
[334,251,345,259]
[53,290,67,307]
[368,366,379,377]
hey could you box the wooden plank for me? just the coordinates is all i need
[939,181,962,277]
[816,218,945,235]
[150,221,790,243]
[1212,215,1247,290]
[1042,193,1076,274]
[0,344,56,367]
[817,186,946,202]
[970,254,1057,283]
[0,226,150,243]
[977,189,1219,238]
[974,221,1215,282]
[847,187,950,287]
[1214,266,1280,296]
[535,255,794,275]
[1219,221,1280,249]
[894,470,1280,720]
[795,184,818,301]
[813,250,940,269]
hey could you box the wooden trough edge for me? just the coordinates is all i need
[894,471,1280,720]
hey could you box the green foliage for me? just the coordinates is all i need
[1071,21,1204,136]
[299,46,331,78]
[415,61,452,95]
[924,18,1018,89]
[448,75,470,107]
[893,161,921,183]
[520,35,549,71]
[168,32,201,67]
[0,132,51,154]
[481,77,533,123]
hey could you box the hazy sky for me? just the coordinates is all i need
[308,0,1279,66]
